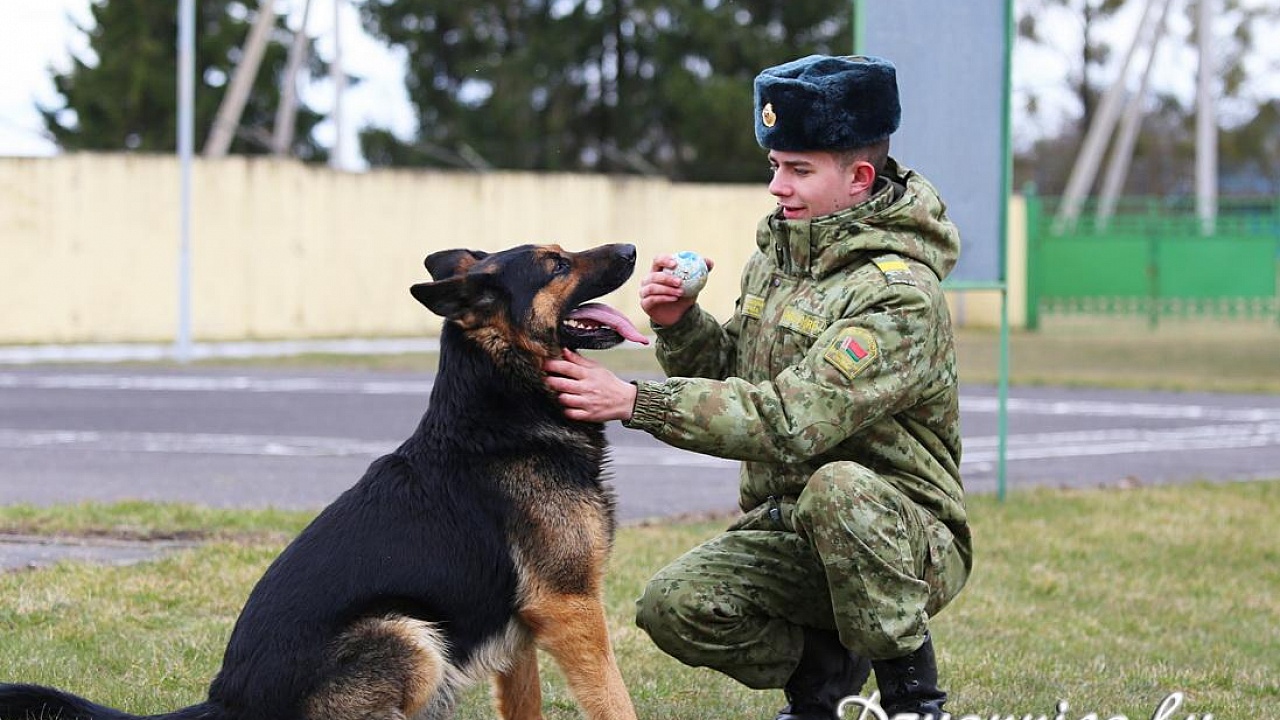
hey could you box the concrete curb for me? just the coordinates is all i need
[0,533,201,571]
[0,338,442,365]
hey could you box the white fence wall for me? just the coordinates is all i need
[0,154,1020,345]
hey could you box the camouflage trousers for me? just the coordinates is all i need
[635,461,970,690]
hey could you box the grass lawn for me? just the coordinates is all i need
[1,481,1275,718]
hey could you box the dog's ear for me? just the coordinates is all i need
[411,277,468,318]
[424,249,489,281]
[411,275,497,319]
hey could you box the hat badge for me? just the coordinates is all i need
[761,102,776,128]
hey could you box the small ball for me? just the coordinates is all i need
[667,251,709,297]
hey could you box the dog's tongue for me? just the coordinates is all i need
[569,303,650,345]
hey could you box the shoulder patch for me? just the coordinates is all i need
[822,328,879,381]
[741,293,766,319]
[873,254,917,286]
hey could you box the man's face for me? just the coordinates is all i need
[767,149,860,221]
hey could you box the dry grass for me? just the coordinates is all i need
[956,318,1279,393]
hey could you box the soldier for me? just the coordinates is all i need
[544,54,971,720]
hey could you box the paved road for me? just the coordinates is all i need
[1,367,1278,523]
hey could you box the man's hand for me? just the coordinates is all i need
[640,253,715,327]
[543,349,638,423]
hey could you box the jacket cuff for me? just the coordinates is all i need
[623,380,669,433]
[652,305,710,355]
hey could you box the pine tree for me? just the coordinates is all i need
[41,0,328,160]
[357,0,850,182]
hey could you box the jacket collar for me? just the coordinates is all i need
[760,177,898,277]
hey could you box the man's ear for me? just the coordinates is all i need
[848,160,877,199]
[424,249,488,281]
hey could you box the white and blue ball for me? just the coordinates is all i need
[667,251,709,297]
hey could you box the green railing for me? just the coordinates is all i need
[1025,195,1280,329]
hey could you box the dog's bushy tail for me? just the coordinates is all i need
[0,683,220,720]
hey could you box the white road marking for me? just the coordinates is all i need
[0,422,1276,469]
[3,372,1277,421]
[2,373,1276,471]
[0,373,434,395]
[5,368,1274,415]
[0,429,394,457]
[961,396,1280,422]
[0,429,734,467]
[961,422,1280,465]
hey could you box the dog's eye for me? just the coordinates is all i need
[553,257,571,275]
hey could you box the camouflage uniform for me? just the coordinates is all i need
[626,158,972,689]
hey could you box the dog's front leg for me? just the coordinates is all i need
[493,639,544,720]
[521,593,637,720]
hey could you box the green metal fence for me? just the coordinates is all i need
[1025,195,1280,329]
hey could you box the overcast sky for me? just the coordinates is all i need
[0,0,415,169]
[2,0,1275,166]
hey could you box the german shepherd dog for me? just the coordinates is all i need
[0,243,648,720]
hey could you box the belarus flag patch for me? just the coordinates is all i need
[823,328,879,380]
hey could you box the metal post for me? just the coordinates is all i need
[1098,0,1174,225]
[1195,0,1218,236]
[1024,189,1041,330]
[851,1,865,54]
[176,0,195,362]
[329,0,347,170]
[996,0,1015,501]
[997,285,1010,502]
[273,0,313,156]
[205,0,279,157]
[1055,0,1160,231]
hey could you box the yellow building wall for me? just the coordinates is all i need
[0,155,1020,345]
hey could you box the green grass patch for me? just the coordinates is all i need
[2,482,1276,717]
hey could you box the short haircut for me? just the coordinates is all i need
[834,139,890,176]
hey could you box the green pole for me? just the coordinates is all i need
[851,1,865,54]
[998,288,1010,502]
[996,0,1015,501]
[1024,189,1041,331]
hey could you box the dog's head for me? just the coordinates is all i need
[411,243,648,357]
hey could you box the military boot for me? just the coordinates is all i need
[869,633,948,719]
[775,628,872,720]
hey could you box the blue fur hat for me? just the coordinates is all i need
[753,55,901,151]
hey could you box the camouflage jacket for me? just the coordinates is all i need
[625,158,969,542]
